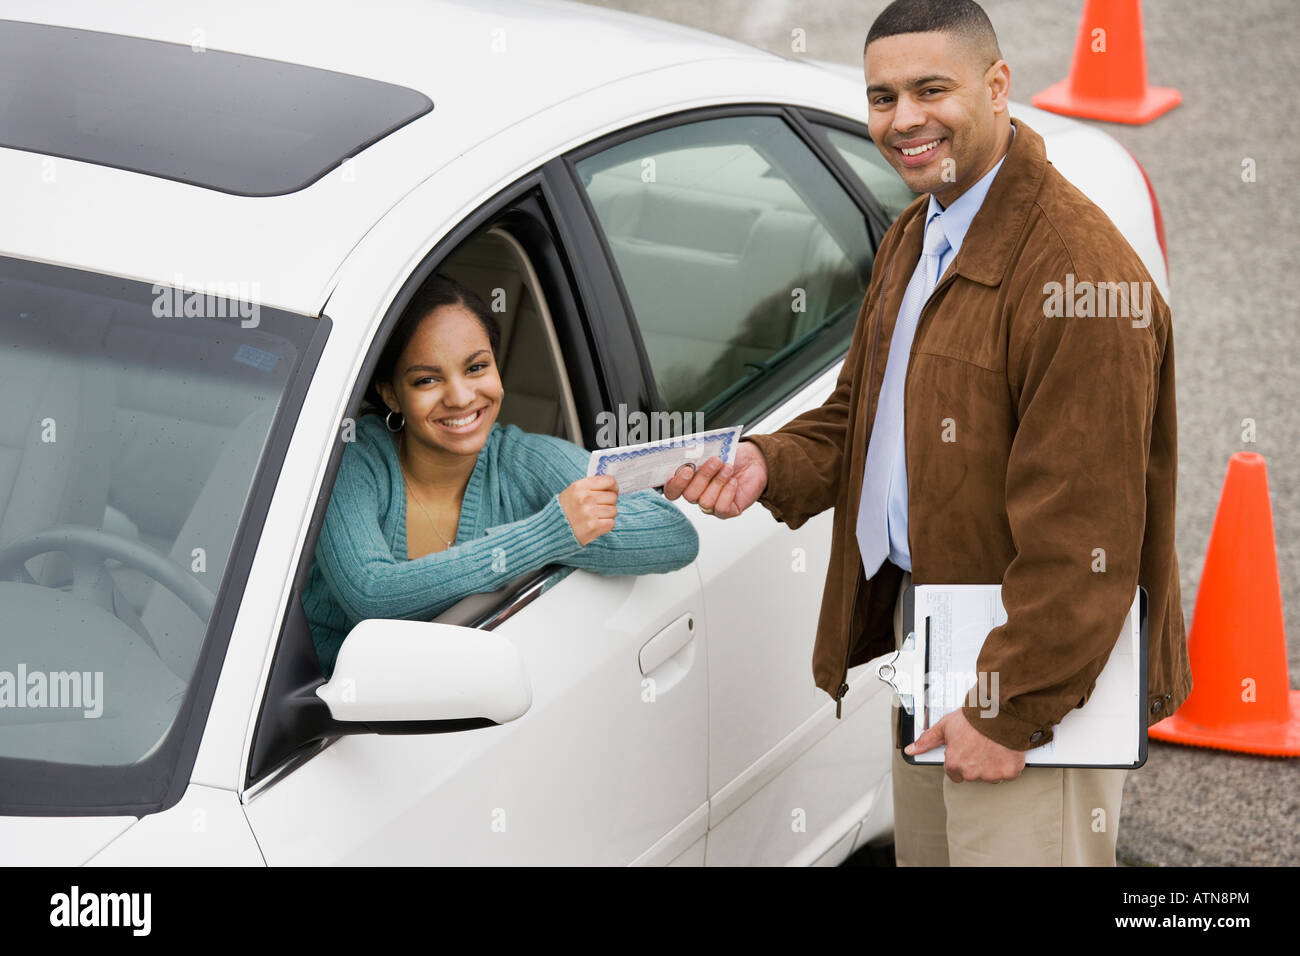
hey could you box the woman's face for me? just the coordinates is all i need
[378,303,503,459]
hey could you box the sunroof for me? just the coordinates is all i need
[0,19,433,196]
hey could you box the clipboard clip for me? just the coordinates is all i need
[875,630,920,716]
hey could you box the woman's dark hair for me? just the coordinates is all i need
[364,273,502,415]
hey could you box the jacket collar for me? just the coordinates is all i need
[892,117,1046,288]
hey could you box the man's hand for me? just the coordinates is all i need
[661,440,768,519]
[905,709,1027,783]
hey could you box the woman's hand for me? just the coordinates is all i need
[558,475,619,546]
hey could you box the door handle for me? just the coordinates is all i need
[638,613,695,676]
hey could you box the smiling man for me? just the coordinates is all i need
[866,1,1008,207]
[665,0,1191,866]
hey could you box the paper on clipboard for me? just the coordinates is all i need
[876,585,1147,769]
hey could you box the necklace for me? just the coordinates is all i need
[407,479,457,548]
[398,434,458,549]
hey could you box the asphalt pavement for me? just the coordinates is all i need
[582,0,1300,866]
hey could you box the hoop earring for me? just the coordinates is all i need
[385,409,405,432]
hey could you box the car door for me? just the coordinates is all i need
[565,107,902,864]
[241,179,708,866]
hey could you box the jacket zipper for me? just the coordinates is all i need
[837,247,896,719]
[835,238,962,718]
[837,580,859,719]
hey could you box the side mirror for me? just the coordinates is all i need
[316,619,531,725]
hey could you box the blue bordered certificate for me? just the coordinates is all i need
[587,426,742,494]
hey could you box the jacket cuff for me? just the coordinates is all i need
[960,701,1055,752]
[741,434,789,520]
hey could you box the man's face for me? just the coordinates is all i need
[864,31,1009,206]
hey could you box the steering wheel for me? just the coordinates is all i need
[0,524,216,621]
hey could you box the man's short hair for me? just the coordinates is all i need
[864,0,1002,68]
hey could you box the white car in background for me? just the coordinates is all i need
[0,0,1168,865]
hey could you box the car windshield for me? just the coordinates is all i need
[0,256,321,813]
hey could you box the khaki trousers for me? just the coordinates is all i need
[889,571,1128,866]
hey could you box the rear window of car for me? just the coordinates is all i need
[0,19,433,196]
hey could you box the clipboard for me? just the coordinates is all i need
[875,584,1149,769]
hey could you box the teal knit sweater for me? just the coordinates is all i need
[303,413,699,676]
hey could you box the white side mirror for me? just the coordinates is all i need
[316,619,531,725]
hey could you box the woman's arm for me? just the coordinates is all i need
[313,443,584,623]
[505,429,699,575]
[573,485,700,574]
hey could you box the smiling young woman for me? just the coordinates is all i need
[373,283,507,559]
[300,274,699,677]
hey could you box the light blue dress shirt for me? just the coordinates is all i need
[882,149,1010,572]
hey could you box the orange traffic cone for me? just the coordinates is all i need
[1032,0,1181,125]
[1150,453,1300,755]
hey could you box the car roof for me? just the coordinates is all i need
[0,0,771,314]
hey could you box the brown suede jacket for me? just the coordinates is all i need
[744,117,1192,751]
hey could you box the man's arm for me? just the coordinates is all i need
[963,261,1166,751]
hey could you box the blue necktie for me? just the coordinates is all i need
[857,213,950,578]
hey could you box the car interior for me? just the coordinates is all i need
[103,346,289,683]
[579,139,864,414]
[0,274,306,762]
[1,282,299,664]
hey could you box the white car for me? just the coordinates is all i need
[0,0,1169,865]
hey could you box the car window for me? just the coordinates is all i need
[815,124,919,222]
[0,255,321,813]
[574,115,873,420]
